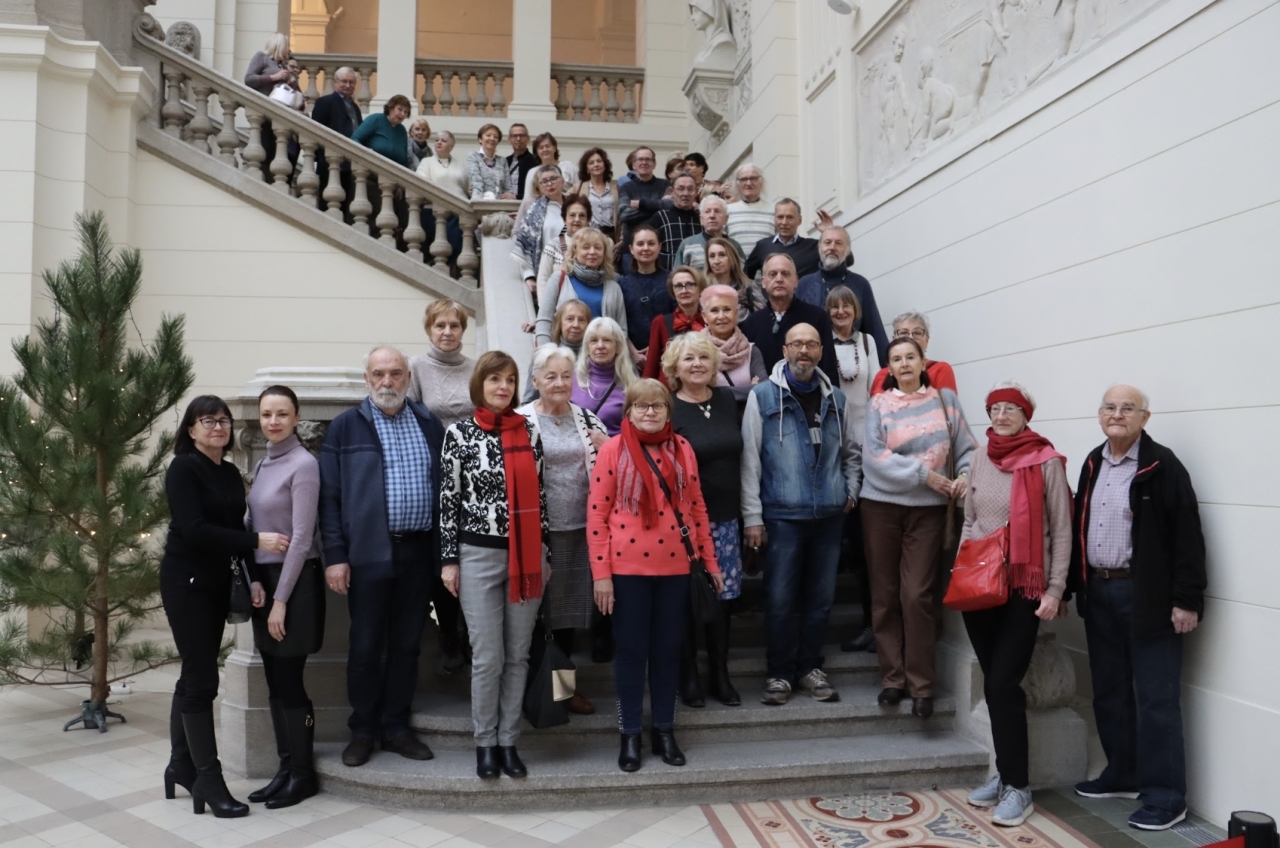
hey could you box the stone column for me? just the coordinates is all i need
[507,0,556,121]
[374,0,418,112]
[219,366,367,779]
[635,0,693,126]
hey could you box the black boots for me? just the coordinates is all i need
[498,746,527,778]
[651,729,686,766]
[265,705,318,809]
[704,607,740,707]
[679,620,705,708]
[248,699,289,803]
[618,733,642,772]
[476,746,501,779]
[182,711,249,818]
[163,692,195,799]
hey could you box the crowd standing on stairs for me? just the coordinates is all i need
[160,53,1208,831]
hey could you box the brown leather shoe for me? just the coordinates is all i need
[568,693,596,715]
[877,687,906,706]
[341,736,375,767]
[381,731,434,760]
[911,697,934,719]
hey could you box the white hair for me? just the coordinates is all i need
[892,311,930,335]
[263,33,290,63]
[334,66,357,81]
[1102,383,1150,411]
[363,345,407,371]
[735,162,766,197]
[699,194,728,214]
[576,317,636,390]
[989,380,1037,413]
[529,345,577,381]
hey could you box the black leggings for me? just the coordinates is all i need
[260,653,309,709]
[162,568,228,714]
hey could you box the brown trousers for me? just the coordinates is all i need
[861,500,947,698]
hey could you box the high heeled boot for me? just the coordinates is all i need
[163,692,195,799]
[679,617,704,708]
[182,711,249,818]
[248,698,289,803]
[265,703,318,809]
[704,605,740,706]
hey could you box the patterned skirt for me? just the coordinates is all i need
[711,520,743,600]
[542,529,595,631]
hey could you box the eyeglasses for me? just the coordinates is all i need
[510,132,529,138]
[630,403,668,413]
[894,328,928,340]
[737,175,761,183]
[671,281,700,291]
[1099,404,1145,417]
[784,341,821,352]
[988,403,1023,418]
[197,417,232,430]
[633,156,655,164]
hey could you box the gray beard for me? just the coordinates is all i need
[820,254,846,272]
[789,362,817,381]
[371,388,406,413]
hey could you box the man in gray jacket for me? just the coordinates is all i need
[741,323,861,706]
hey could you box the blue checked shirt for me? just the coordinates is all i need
[370,402,433,533]
[1087,440,1140,569]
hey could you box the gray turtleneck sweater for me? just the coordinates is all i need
[407,342,476,429]
[247,435,321,603]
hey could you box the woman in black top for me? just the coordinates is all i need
[161,396,288,818]
[663,333,744,707]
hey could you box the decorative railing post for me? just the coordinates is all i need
[187,83,215,151]
[458,214,480,286]
[439,72,455,115]
[492,73,507,116]
[216,99,241,165]
[350,166,373,228]
[552,72,570,119]
[375,182,398,245]
[404,195,427,261]
[355,67,374,114]
[241,110,267,180]
[473,73,490,116]
[456,72,473,115]
[570,75,587,121]
[270,127,293,190]
[429,215,451,270]
[620,83,637,123]
[602,78,619,123]
[297,141,321,207]
[420,69,438,114]
[585,76,604,121]
[161,68,187,137]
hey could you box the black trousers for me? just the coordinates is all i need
[161,566,230,713]
[962,593,1041,788]
[260,653,308,709]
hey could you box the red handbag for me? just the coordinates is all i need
[943,525,1010,612]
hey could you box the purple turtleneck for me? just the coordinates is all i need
[570,361,626,435]
[246,434,321,602]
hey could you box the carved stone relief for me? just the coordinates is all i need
[857,0,1154,191]
[165,20,200,57]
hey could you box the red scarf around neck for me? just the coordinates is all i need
[474,406,543,603]
[617,419,686,529]
[985,427,1066,600]
[672,310,706,334]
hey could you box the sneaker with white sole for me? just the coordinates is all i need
[760,678,792,705]
[967,774,1003,807]
[797,669,839,702]
[1074,778,1140,800]
[1128,805,1187,831]
[991,785,1034,827]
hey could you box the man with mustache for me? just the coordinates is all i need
[741,323,862,706]
[318,346,446,768]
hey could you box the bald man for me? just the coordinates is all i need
[740,253,839,379]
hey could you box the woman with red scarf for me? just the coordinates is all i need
[588,379,724,772]
[959,381,1072,827]
[643,266,708,383]
[439,351,548,781]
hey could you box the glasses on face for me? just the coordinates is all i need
[510,132,528,139]
[894,328,928,340]
[988,403,1023,418]
[539,179,562,188]
[785,341,821,352]
[1099,404,1145,418]
[198,417,232,430]
[671,281,699,291]
[631,403,667,414]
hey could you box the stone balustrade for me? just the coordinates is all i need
[290,52,376,116]
[417,59,514,119]
[135,16,517,290]
[550,64,644,123]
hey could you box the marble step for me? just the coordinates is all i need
[569,639,881,684]
[314,731,989,812]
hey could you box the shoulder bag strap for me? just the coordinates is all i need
[591,380,617,414]
[639,448,700,564]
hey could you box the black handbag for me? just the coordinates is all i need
[640,451,721,626]
[227,557,253,624]
[523,634,574,729]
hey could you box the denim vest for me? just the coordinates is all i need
[753,381,849,521]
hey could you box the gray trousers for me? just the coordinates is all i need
[458,543,542,746]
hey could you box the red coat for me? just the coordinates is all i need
[870,359,957,396]
[587,435,720,580]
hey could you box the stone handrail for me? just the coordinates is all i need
[417,59,514,118]
[133,16,518,290]
[290,52,376,116]
[550,63,644,123]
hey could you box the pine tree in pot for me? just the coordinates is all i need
[0,211,195,731]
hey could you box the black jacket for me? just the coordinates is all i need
[740,297,839,384]
[311,92,363,137]
[1067,431,1207,636]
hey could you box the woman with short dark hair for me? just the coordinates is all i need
[467,123,517,200]
[351,95,413,167]
[571,146,619,239]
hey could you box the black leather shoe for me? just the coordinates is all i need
[382,732,434,761]
[877,687,906,706]
[651,729,686,767]
[476,746,500,779]
[841,627,875,653]
[498,746,527,778]
[341,736,375,767]
[912,697,934,719]
[618,733,642,772]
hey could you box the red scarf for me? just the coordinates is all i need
[616,419,686,529]
[985,427,1065,600]
[474,406,543,603]
[672,309,706,334]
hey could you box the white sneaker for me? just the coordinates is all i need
[797,669,839,701]
[967,774,1003,807]
[991,785,1033,827]
[760,678,791,705]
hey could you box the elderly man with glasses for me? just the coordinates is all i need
[726,163,774,248]
[1066,385,1206,832]
[741,322,862,707]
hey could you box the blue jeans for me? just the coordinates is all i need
[345,531,434,739]
[762,517,842,682]
[611,574,689,735]
[1084,576,1186,813]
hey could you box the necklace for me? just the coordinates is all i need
[836,335,862,383]
[679,390,714,419]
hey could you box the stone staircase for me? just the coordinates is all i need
[313,579,989,811]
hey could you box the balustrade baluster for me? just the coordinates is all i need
[322,68,334,95]
[585,76,603,122]
[602,78,620,122]
[270,128,293,191]
[404,194,426,261]
[429,213,451,270]
[297,140,321,207]
[375,180,399,246]
[302,66,319,113]
[161,69,187,137]
[552,74,569,120]
[570,75,587,121]
[458,215,480,287]
[356,68,374,115]
[621,81,637,123]
[439,72,456,115]
[216,99,241,166]
[323,156,346,220]
[492,73,507,117]
[474,72,490,116]
[420,70,438,115]
[187,84,216,151]
[350,166,373,228]
[242,111,267,180]
[456,72,473,116]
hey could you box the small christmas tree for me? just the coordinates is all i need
[0,211,195,731]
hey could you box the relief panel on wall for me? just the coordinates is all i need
[856,0,1159,192]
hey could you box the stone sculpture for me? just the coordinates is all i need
[689,0,736,68]
[165,20,200,58]
[912,54,956,150]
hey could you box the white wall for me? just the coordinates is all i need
[832,0,1279,823]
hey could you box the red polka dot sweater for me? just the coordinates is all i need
[587,435,720,580]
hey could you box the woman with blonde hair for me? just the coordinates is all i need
[570,316,636,436]
[244,33,294,181]
[534,227,627,346]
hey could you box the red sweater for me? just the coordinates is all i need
[870,359,957,396]
[588,435,720,580]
